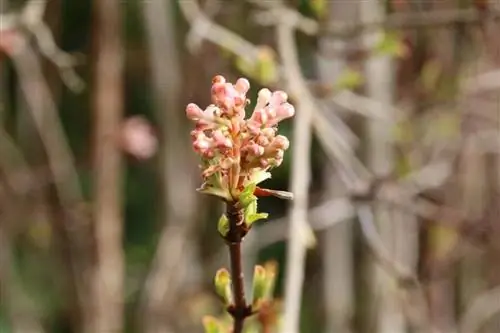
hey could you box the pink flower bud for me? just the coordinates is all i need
[270,91,288,106]
[273,103,295,123]
[255,88,272,110]
[212,130,232,148]
[250,108,267,125]
[235,78,250,95]
[212,75,226,85]
[272,135,290,150]
[186,103,204,121]
[256,135,270,147]
[261,128,276,138]
[245,141,264,156]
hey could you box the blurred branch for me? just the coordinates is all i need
[178,0,260,64]
[0,227,45,333]
[273,13,313,333]
[459,286,500,333]
[139,1,201,332]
[90,0,125,331]
[356,204,432,333]
[321,7,499,38]
[10,41,93,332]
[0,0,84,91]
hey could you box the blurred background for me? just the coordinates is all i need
[1,0,500,332]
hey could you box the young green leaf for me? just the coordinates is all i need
[202,316,224,333]
[214,268,233,306]
[217,214,230,238]
[239,183,257,208]
[252,265,267,309]
[246,213,269,227]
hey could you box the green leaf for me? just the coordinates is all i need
[217,214,230,237]
[335,69,364,90]
[243,197,268,227]
[239,183,257,208]
[261,261,278,301]
[235,46,279,86]
[247,170,271,186]
[246,213,269,226]
[251,265,267,309]
[309,0,327,18]
[374,32,408,58]
[202,316,224,333]
[214,268,233,306]
[197,183,232,201]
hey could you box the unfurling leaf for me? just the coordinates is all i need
[197,183,232,201]
[202,316,224,333]
[252,265,267,309]
[243,198,268,227]
[246,213,269,226]
[217,214,230,238]
[251,261,279,311]
[239,183,257,208]
[214,268,233,306]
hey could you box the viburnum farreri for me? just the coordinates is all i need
[186,75,294,333]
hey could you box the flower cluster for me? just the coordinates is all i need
[186,75,294,201]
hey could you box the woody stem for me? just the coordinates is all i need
[226,202,251,333]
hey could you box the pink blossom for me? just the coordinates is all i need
[186,75,294,194]
[120,116,157,160]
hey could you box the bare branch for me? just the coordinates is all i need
[356,204,432,333]
[459,286,500,333]
[1,0,84,92]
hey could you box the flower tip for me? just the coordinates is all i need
[235,77,250,93]
[258,88,272,101]
[186,103,203,120]
[212,75,226,84]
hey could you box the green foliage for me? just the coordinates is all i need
[308,0,327,18]
[235,46,279,86]
[214,268,233,306]
[335,68,364,90]
[373,32,408,58]
[202,316,225,333]
[217,214,230,238]
[238,183,257,209]
[251,261,278,310]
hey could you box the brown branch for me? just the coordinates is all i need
[138,0,202,332]
[90,0,124,331]
[322,7,500,38]
[225,202,252,333]
[11,39,93,332]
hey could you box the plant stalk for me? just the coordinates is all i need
[226,202,250,333]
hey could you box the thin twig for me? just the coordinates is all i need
[225,202,252,333]
[459,286,500,333]
[1,0,84,91]
[272,10,314,333]
[139,0,202,331]
[322,7,499,38]
[356,204,433,333]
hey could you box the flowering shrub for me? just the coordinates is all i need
[186,76,294,333]
[186,75,294,202]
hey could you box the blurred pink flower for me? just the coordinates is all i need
[120,116,158,160]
